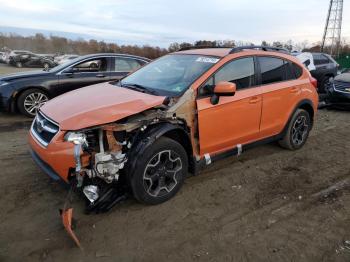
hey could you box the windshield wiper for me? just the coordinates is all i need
[121,82,158,95]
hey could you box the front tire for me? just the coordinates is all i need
[129,137,188,205]
[17,89,49,117]
[16,61,23,68]
[279,109,311,150]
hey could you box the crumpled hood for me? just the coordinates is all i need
[40,82,165,130]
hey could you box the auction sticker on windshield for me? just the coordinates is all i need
[196,57,220,63]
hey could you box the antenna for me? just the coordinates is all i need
[321,0,344,57]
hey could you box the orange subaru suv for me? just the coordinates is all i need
[29,46,318,212]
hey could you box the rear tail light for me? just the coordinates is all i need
[309,76,317,89]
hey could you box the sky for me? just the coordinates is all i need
[0,0,349,47]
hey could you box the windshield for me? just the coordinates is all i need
[120,54,220,97]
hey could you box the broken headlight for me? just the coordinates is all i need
[64,132,88,146]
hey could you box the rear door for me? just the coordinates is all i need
[196,57,262,155]
[57,57,111,96]
[258,56,302,138]
[110,56,147,81]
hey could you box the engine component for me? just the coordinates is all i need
[83,185,99,203]
[94,152,126,183]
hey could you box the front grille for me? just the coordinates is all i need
[31,111,59,147]
[333,80,350,92]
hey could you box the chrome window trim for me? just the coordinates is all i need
[56,55,149,76]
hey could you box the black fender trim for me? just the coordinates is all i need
[282,99,315,135]
[126,122,193,178]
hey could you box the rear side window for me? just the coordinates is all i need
[291,63,303,79]
[115,57,144,72]
[258,57,285,84]
[284,62,295,81]
[313,54,330,65]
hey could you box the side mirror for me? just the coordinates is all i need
[63,67,78,74]
[210,81,236,105]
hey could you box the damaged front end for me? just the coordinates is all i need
[64,89,198,214]
[59,89,198,247]
[64,126,131,213]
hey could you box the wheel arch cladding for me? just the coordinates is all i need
[128,122,194,176]
[298,100,314,124]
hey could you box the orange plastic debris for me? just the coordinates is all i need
[61,208,82,249]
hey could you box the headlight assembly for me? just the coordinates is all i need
[64,132,88,146]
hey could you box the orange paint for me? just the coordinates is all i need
[29,48,318,182]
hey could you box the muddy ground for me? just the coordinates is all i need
[0,109,350,262]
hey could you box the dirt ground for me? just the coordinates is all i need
[0,108,349,262]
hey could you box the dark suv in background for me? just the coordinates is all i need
[311,53,338,92]
[0,53,150,117]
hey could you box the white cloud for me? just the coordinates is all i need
[0,0,349,47]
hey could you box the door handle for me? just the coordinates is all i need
[96,74,106,78]
[249,96,260,104]
[290,87,299,93]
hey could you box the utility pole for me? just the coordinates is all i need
[321,0,344,57]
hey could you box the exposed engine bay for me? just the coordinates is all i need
[62,88,198,214]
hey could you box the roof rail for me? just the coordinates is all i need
[178,46,233,51]
[229,46,290,54]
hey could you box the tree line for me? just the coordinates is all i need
[0,33,349,59]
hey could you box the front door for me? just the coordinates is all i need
[196,57,262,156]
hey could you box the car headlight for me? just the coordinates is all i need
[64,132,88,145]
[0,81,9,87]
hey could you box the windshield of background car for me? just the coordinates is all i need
[120,54,220,97]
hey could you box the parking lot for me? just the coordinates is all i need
[0,63,38,75]
[0,62,350,261]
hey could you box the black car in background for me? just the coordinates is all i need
[0,53,150,117]
[325,73,350,109]
[8,50,56,69]
[311,53,339,93]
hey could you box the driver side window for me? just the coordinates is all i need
[72,58,108,72]
[200,57,255,96]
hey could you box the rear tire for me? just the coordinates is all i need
[17,88,49,117]
[129,137,188,205]
[16,61,22,68]
[279,109,311,150]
